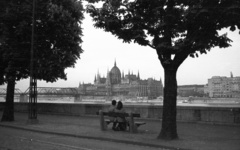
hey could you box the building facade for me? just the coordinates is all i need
[78,61,163,99]
[207,73,240,98]
[177,85,205,97]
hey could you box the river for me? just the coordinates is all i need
[0,95,240,107]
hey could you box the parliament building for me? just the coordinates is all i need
[78,61,163,99]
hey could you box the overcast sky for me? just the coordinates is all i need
[1,13,240,92]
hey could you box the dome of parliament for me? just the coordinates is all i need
[110,61,121,84]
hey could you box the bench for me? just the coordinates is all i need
[97,110,146,133]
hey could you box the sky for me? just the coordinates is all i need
[1,13,240,92]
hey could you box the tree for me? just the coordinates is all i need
[86,0,240,139]
[0,0,84,121]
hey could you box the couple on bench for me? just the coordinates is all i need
[108,100,127,131]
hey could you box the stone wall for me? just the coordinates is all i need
[0,102,239,125]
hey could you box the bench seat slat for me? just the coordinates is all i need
[135,122,146,127]
[104,119,146,127]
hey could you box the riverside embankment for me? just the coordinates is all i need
[0,102,239,125]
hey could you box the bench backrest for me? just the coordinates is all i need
[96,111,140,118]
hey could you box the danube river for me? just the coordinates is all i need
[0,95,240,108]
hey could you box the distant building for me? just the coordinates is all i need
[177,85,205,97]
[207,72,240,98]
[78,60,163,99]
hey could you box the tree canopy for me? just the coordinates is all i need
[86,0,240,140]
[87,0,239,69]
[0,0,84,84]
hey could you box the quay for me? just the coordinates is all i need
[0,111,240,150]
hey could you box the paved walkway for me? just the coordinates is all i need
[0,112,240,150]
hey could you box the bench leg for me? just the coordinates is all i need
[99,110,107,131]
[129,113,138,133]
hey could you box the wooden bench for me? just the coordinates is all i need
[97,110,146,133]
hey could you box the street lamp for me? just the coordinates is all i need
[28,0,38,123]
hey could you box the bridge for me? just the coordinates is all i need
[0,87,79,96]
[24,87,79,95]
[1,87,81,102]
[0,88,23,95]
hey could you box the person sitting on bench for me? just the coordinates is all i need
[114,101,127,131]
[108,100,117,130]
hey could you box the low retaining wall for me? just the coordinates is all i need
[0,102,239,125]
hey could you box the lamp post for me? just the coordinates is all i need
[28,0,38,123]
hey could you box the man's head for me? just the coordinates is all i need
[112,100,117,106]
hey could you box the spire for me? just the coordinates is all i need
[137,70,140,80]
[230,71,233,78]
[97,69,101,84]
[114,59,116,67]
[78,82,81,88]
[106,69,111,85]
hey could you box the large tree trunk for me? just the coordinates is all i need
[1,76,16,122]
[158,67,178,140]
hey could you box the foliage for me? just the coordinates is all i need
[0,0,84,83]
[86,0,239,68]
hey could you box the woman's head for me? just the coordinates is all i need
[116,101,123,110]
